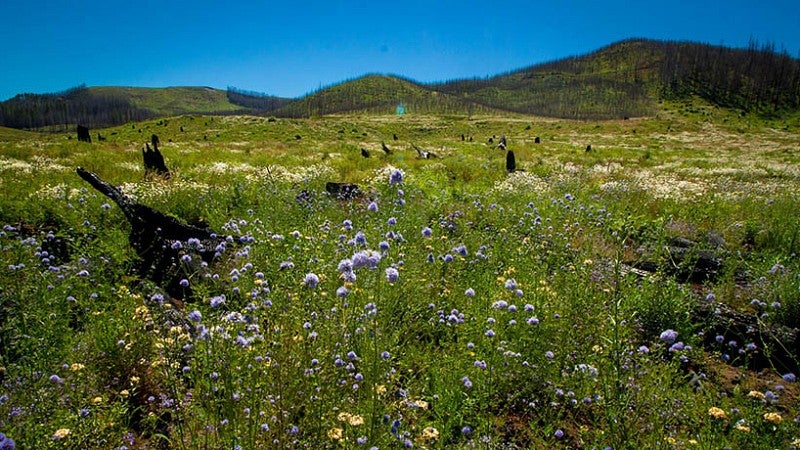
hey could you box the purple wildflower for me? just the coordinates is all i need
[210,295,226,309]
[188,310,202,322]
[389,169,404,184]
[659,329,678,344]
[304,273,320,289]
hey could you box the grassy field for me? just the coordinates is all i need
[1,102,799,449]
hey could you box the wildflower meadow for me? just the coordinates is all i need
[1,106,799,448]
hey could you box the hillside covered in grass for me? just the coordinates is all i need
[2,38,799,130]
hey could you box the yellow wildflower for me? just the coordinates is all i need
[421,427,440,441]
[375,385,386,395]
[52,428,71,440]
[348,415,364,426]
[735,424,750,432]
[119,390,129,397]
[747,390,765,400]
[763,412,782,424]
[328,427,343,440]
[92,396,103,404]
[708,407,728,419]
[337,412,352,422]
[70,363,85,371]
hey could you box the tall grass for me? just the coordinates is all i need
[1,113,798,448]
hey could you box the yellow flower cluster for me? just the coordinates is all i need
[708,407,728,420]
[337,412,364,426]
[747,390,765,400]
[52,428,71,440]
[327,427,343,440]
[420,427,440,441]
[763,412,782,424]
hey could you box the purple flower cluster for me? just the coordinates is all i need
[659,329,678,345]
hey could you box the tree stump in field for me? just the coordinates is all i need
[77,125,92,143]
[143,141,170,179]
[506,150,516,173]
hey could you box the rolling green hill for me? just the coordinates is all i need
[90,86,244,116]
[267,74,501,117]
[432,38,800,119]
[2,38,799,129]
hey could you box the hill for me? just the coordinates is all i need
[1,38,799,128]
[432,39,800,119]
[267,74,501,117]
[0,85,270,130]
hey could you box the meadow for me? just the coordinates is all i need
[1,101,799,449]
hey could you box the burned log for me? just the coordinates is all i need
[381,142,392,155]
[326,182,362,200]
[143,142,170,178]
[412,143,436,159]
[534,136,541,144]
[694,297,798,373]
[628,235,726,283]
[360,148,371,158]
[76,167,225,298]
[77,125,92,143]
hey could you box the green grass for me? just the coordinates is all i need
[1,109,799,449]
[90,87,246,116]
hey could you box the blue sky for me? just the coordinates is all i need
[1,0,798,101]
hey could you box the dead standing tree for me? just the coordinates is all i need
[143,134,170,178]
[77,167,227,298]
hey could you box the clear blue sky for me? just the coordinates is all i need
[1,0,798,101]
